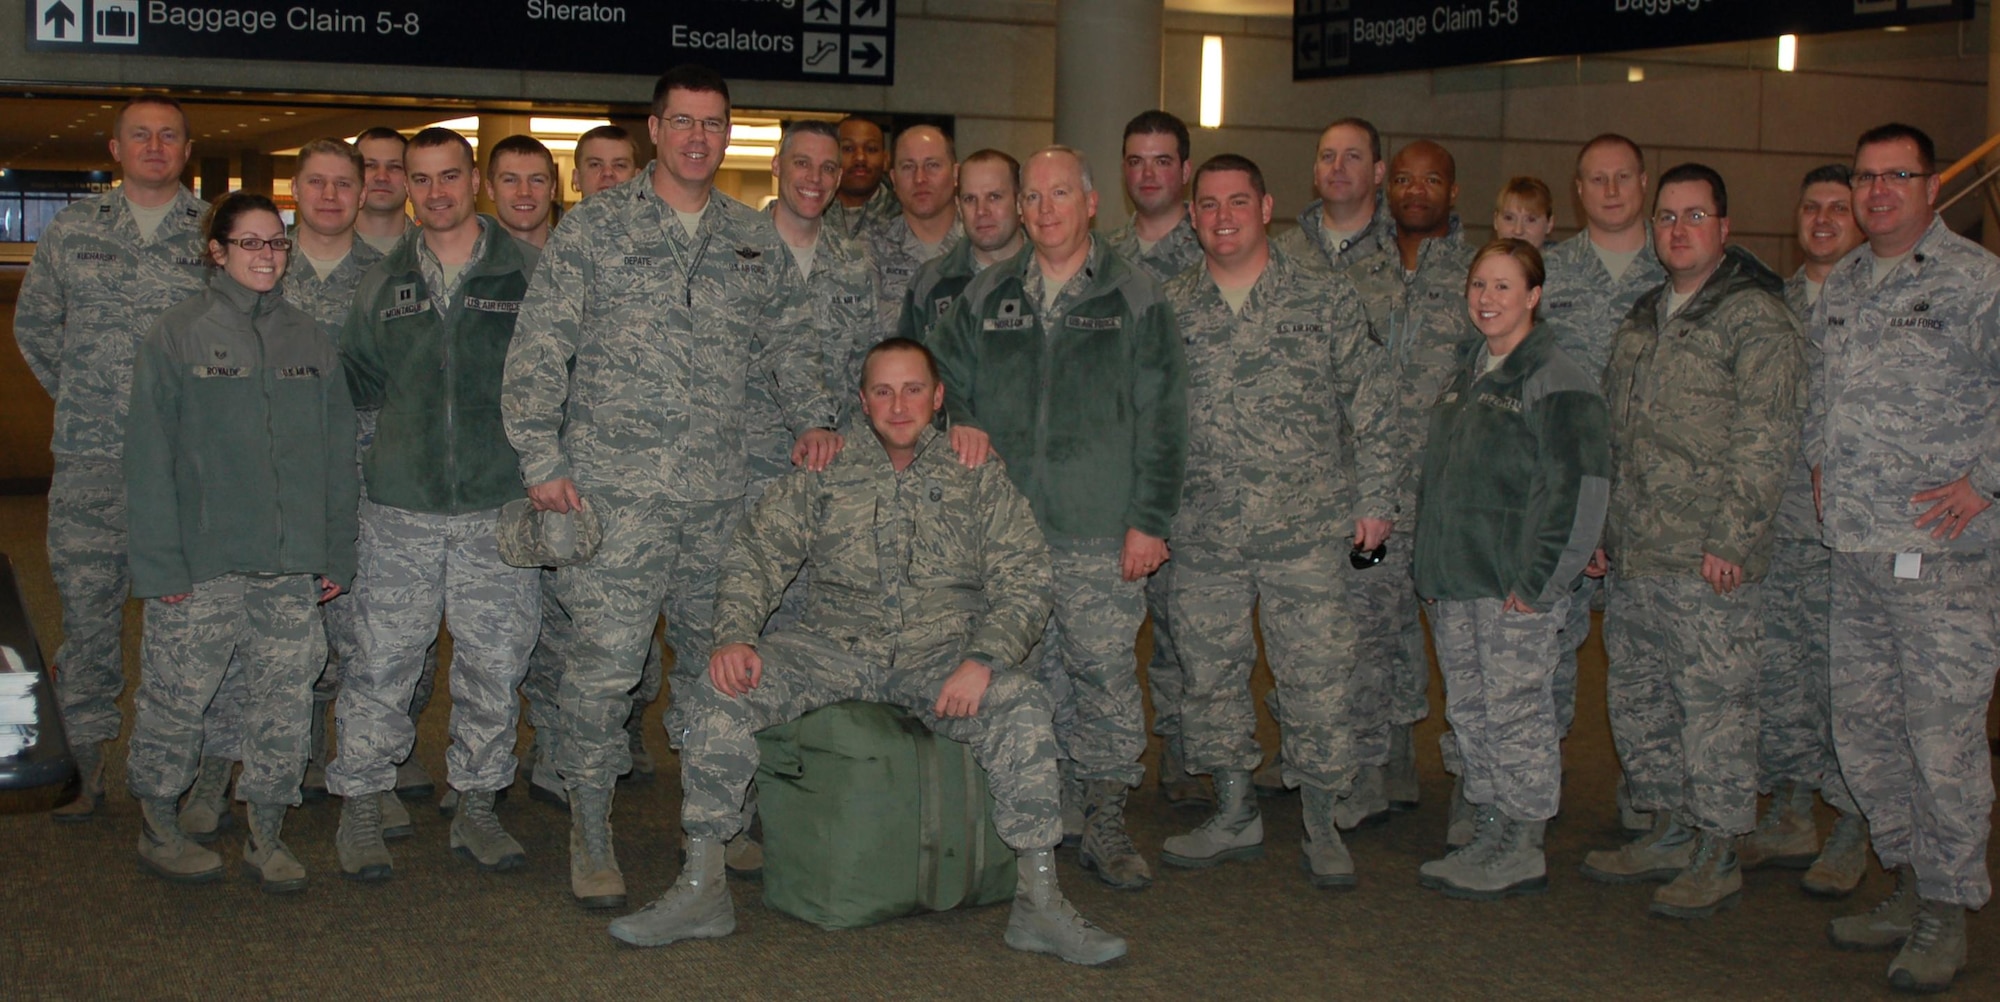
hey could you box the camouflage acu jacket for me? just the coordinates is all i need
[865,213,962,342]
[502,165,837,503]
[15,186,210,461]
[1805,215,2000,554]
[744,212,880,492]
[1166,241,1403,558]
[1603,246,1805,578]
[715,424,1052,672]
[1105,213,1202,286]
[1539,227,1667,380]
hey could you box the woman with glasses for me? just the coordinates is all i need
[122,192,359,892]
[1411,238,1611,900]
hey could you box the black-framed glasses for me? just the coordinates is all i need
[1349,540,1387,570]
[225,236,293,252]
[663,114,728,134]
[1850,170,1935,188]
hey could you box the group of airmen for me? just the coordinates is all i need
[13,60,1999,989]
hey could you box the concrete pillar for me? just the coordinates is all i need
[1985,3,2000,255]
[476,113,533,215]
[198,156,231,201]
[238,152,275,195]
[1054,0,1163,231]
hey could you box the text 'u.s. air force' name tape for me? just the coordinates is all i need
[465,297,522,313]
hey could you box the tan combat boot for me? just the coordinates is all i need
[608,835,735,947]
[1160,770,1262,871]
[1737,783,1817,870]
[570,785,626,909]
[1887,899,1966,993]
[450,789,527,872]
[1650,830,1742,919]
[1078,779,1153,889]
[178,756,235,843]
[53,740,107,822]
[335,792,394,882]
[1299,784,1357,889]
[1829,865,1921,950]
[1802,813,1869,898]
[1004,849,1127,966]
[243,802,307,894]
[1581,813,1695,884]
[137,796,223,884]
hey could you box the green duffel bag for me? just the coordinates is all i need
[754,700,1016,930]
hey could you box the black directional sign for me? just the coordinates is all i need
[1295,0,1973,80]
[24,0,896,85]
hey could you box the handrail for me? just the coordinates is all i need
[1939,131,2000,187]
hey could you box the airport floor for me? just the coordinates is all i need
[1,493,1996,1000]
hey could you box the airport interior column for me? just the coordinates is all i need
[1054,0,1163,230]
[1986,4,2000,257]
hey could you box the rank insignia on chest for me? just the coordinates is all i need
[999,298,1021,318]
[393,283,417,305]
[926,480,943,503]
[211,346,230,362]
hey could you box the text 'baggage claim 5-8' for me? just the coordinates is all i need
[145,3,422,35]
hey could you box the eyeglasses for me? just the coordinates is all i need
[225,236,292,252]
[1349,540,1387,570]
[1653,209,1714,229]
[1849,170,1936,188]
[663,114,727,135]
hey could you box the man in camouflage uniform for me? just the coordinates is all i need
[1155,155,1398,889]
[753,119,881,486]
[353,127,411,255]
[896,149,1024,343]
[503,65,839,910]
[866,125,963,340]
[327,128,542,881]
[1336,139,1478,825]
[15,95,210,821]
[607,339,1125,967]
[182,138,395,838]
[1106,110,1209,810]
[1738,164,1870,895]
[927,146,1187,892]
[1273,117,1394,272]
[1811,124,2000,993]
[825,115,900,236]
[1580,164,1805,922]
[1536,134,1665,835]
[571,124,640,202]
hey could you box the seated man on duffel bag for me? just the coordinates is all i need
[608,337,1127,966]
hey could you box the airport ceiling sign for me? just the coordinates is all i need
[1294,0,1975,80]
[26,0,895,84]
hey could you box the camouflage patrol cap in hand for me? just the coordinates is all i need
[497,497,603,568]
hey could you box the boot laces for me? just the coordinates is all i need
[1907,908,1946,950]
[461,794,510,843]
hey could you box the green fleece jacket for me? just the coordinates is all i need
[926,237,1188,543]
[1413,325,1610,609]
[124,273,359,597]
[341,219,537,514]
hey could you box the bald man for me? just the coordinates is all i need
[866,125,964,342]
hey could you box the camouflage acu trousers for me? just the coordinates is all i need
[678,630,1062,850]
[1344,539,1428,767]
[1757,539,1857,813]
[326,502,538,796]
[1169,544,1359,794]
[1431,596,1570,822]
[520,568,567,738]
[556,494,738,791]
[45,458,132,746]
[1028,541,1147,788]
[1604,573,1761,836]
[1143,564,1188,753]
[1553,572,1599,735]
[126,573,323,805]
[1829,549,2000,908]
